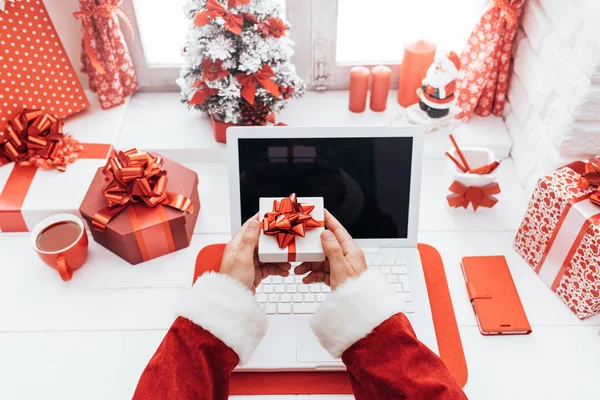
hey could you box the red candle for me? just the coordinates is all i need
[370,65,392,112]
[398,40,436,107]
[349,66,370,113]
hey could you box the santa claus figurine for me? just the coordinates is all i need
[417,51,461,118]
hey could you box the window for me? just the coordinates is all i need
[125,0,486,90]
[336,0,488,65]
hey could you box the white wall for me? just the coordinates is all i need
[44,0,87,87]
[504,0,600,187]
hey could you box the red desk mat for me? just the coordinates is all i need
[193,243,468,394]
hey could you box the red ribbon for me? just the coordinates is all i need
[447,181,501,211]
[0,109,83,172]
[195,0,244,35]
[262,193,323,261]
[91,149,194,231]
[572,156,600,206]
[236,65,281,105]
[189,81,219,105]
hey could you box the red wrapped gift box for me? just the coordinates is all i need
[79,151,200,265]
[514,161,600,319]
[0,0,89,131]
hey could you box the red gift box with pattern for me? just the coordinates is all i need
[0,0,89,131]
[514,160,600,319]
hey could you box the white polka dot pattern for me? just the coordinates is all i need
[0,0,90,131]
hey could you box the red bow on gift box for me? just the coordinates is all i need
[92,149,194,231]
[447,181,501,211]
[236,65,281,105]
[195,0,244,35]
[0,109,82,172]
[577,156,600,206]
[262,193,323,249]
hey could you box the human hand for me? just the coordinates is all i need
[294,210,367,290]
[220,214,291,292]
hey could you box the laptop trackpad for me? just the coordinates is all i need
[296,333,338,363]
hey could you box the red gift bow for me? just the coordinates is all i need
[189,81,219,105]
[0,109,83,172]
[91,149,194,231]
[447,181,501,211]
[576,156,600,206]
[262,193,323,255]
[236,65,281,105]
[73,2,134,75]
[195,0,244,35]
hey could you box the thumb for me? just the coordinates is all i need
[321,230,345,266]
[237,219,260,262]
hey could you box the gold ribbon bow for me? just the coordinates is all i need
[262,193,323,251]
[493,0,520,26]
[236,65,281,105]
[73,2,134,75]
[91,149,194,231]
[0,109,82,171]
[195,0,244,35]
[447,181,501,211]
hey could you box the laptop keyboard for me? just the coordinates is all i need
[256,258,414,315]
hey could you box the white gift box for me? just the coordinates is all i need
[258,196,325,263]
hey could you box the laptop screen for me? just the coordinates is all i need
[237,137,414,239]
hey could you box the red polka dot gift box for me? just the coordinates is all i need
[0,0,90,132]
[514,160,600,319]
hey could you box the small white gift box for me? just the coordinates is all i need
[258,195,325,263]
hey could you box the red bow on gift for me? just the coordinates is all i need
[262,193,323,249]
[447,181,501,211]
[236,65,281,105]
[577,156,600,206]
[189,81,219,105]
[0,109,82,171]
[91,149,194,231]
[195,0,244,35]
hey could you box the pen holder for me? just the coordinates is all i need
[446,147,500,212]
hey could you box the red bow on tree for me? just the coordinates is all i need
[236,65,281,105]
[227,0,250,7]
[447,181,501,211]
[189,81,219,105]
[195,0,244,35]
[0,109,82,171]
[577,156,600,206]
[91,149,194,231]
[262,193,323,249]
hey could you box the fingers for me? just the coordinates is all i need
[236,219,261,261]
[294,261,324,275]
[303,270,330,286]
[323,210,356,255]
[228,213,260,250]
[321,230,347,266]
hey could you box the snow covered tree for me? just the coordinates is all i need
[178,0,306,126]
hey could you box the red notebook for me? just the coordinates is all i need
[194,243,468,394]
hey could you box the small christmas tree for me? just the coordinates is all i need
[178,0,306,126]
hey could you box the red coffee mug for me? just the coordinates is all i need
[30,214,88,281]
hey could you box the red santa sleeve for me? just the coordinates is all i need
[310,271,467,400]
[132,272,268,400]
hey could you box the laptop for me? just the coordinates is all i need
[227,126,438,371]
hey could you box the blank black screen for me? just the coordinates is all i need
[238,137,413,239]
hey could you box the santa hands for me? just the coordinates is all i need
[220,214,291,292]
[294,210,367,290]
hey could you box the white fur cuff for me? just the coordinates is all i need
[310,270,405,358]
[174,272,267,365]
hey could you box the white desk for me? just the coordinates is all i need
[1,92,599,399]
